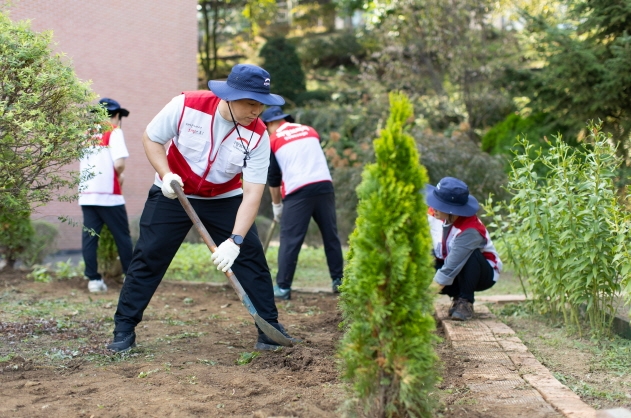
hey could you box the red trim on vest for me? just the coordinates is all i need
[99,124,122,195]
[270,121,320,153]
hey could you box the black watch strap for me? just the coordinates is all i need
[229,234,244,246]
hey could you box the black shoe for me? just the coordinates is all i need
[107,331,136,352]
[332,278,342,293]
[451,298,474,321]
[254,322,302,351]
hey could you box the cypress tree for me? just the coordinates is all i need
[259,37,306,102]
[339,92,438,417]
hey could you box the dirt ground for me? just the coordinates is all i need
[0,271,345,418]
[6,269,622,418]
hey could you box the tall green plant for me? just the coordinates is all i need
[338,92,438,417]
[485,123,631,336]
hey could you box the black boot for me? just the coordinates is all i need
[107,331,136,352]
[255,323,301,351]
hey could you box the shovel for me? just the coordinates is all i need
[171,181,293,347]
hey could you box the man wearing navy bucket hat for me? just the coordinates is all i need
[107,64,299,352]
[425,177,502,320]
[260,106,344,300]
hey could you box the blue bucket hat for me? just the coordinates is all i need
[260,106,290,123]
[425,177,479,217]
[208,64,285,106]
[99,98,129,117]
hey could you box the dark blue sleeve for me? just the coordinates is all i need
[267,151,282,187]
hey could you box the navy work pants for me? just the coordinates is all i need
[113,186,278,332]
[81,205,133,281]
[439,249,495,303]
[276,192,344,289]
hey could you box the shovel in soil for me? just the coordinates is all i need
[171,181,293,347]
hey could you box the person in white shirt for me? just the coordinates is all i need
[79,98,133,294]
[107,64,299,353]
[261,106,344,300]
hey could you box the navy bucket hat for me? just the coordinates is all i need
[99,98,129,117]
[208,64,285,106]
[425,177,479,217]
[260,106,290,123]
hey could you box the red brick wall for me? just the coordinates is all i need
[7,0,198,250]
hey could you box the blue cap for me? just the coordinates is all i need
[208,64,285,106]
[425,177,479,217]
[260,106,291,123]
[99,98,129,117]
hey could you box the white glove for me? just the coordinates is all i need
[272,202,283,222]
[211,239,240,272]
[161,172,183,199]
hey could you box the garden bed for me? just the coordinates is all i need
[0,271,345,417]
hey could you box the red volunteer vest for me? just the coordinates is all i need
[166,91,267,197]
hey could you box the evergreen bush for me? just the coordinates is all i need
[259,37,306,102]
[339,92,438,417]
[485,123,631,336]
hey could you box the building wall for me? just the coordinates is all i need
[7,0,199,250]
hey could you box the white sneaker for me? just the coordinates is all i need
[88,279,108,293]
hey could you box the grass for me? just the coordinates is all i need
[165,243,346,288]
[479,270,530,297]
[166,243,533,295]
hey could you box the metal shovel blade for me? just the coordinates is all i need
[171,181,293,347]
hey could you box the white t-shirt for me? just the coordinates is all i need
[146,94,270,199]
[79,128,129,206]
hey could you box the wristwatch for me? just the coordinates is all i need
[229,234,244,246]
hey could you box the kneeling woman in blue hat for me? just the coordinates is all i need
[426,177,503,320]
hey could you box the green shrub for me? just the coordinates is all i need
[414,126,510,203]
[480,112,575,178]
[96,225,123,280]
[259,36,306,102]
[485,124,631,336]
[293,89,331,106]
[166,243,224,282]
[339,92,438,416]
[0,12,108,214]
[296,31,365,69]
[0,209,33,269]
[20,220,58,267]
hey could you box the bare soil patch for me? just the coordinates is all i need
[0,271,345,417]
